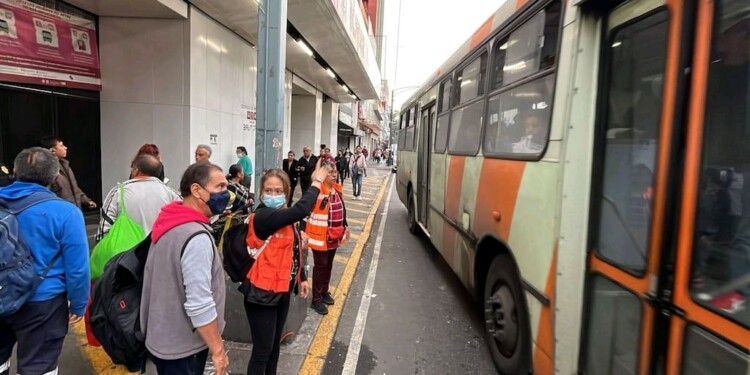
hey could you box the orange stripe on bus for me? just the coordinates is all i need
[472,159,525,240]
[444,156,466,220]
[533,247,556,375]
[470,16,493,49]
[515,0,530,10]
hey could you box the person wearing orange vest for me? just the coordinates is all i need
[301,159,350,315]
[243,166,330,375]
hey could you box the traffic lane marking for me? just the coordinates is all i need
[299,174,391,374]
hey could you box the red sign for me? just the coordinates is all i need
[0,0,100,90]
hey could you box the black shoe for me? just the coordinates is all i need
[311,301,329,315]
[322,292,335,305]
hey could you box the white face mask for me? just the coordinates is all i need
[236,153,243,158]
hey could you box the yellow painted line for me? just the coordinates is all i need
[347,218,365,225]
[349,232,360,240]
[299,174,390,374]
[334,254,350,264]
[72,319,136,374]
[346,207,370,214]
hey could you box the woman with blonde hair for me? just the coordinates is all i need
[242,164,331,374]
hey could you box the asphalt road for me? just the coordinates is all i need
[323,178,498,375]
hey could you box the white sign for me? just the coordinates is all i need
[241,104,256,132]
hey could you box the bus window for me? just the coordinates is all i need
[454,52,488,106]
[594,11,668,274]
[439,79,452,113]
[448,100,484,155]
[483,74,554,157]
[501,1,561,86]
[491,36,509,89]
[691,0,750,324]
[434,114,449,153]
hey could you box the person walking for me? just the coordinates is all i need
[0,147,90,375]
[236,146,253,188]
[40,136,96,210]
[130,144,166,182]
[335,151,347,183]
[302,160,349,315]
[243,165,330,374]
[297,146,318,193]
[140,162,230,375]
[282,151,299,206]
[350,146,367,200]
[195,144,212,162]
[227,164,253,214]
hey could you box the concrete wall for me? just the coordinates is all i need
[189,8,257,174]
[289,93,322,155]
[99,17,191,196]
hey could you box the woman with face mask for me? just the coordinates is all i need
[242,164,331,375]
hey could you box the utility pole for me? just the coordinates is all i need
[255,0,287,188]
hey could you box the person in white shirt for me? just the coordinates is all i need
[511,114,546,154]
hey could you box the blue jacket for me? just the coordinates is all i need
[0,182,90,315]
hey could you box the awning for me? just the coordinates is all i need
[361,121,381,134]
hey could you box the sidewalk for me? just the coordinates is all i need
[42,164,393,375]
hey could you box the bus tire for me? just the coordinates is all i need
[407,193,418,234]
[483,254,531,374]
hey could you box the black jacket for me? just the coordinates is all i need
[282,158,299,182]
[297,155,318,180]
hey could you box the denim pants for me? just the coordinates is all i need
[351,173,363,197]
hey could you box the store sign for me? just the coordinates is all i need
[242,104,256,132]
[0,0,101,90]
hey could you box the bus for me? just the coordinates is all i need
[395,0,750,373]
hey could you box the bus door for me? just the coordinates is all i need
[582,0,689,373]
[666,0,750,373]
[418,104,436,225]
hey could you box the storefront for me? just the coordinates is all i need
[0,0,102,203]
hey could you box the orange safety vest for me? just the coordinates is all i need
[245,214,299,293]
[306,183,343,251]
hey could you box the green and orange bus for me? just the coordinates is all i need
[395,0,750,373]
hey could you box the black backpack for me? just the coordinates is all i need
[220,216,253,283]
[89,234,151,372]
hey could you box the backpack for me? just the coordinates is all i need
[89,184,146,280]
[89,234,151,372]
[219,214,253,283]
[0,194,62,317]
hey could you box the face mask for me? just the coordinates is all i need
[236,153,243,158]
[203,189,230,215]
[262,194,286,209]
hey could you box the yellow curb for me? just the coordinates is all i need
[299,174,390,374]
[71,319,136,374]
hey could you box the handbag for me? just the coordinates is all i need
[327,226,346,241]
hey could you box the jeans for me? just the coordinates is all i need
[312,249,337,303]
[244,294,291,375]
[151,349,208,375]
[0,294,68,375]
[351,173,363,197]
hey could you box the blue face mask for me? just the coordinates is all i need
[204,189,230,215]
[262,194,286,209]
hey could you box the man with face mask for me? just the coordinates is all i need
[140,162,230,375]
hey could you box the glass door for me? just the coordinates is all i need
[418,105,435,224]
[668,0,750,373]
[583,0,684,373]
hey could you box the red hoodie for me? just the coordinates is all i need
[151,201,209,243]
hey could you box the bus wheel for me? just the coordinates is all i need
[407,194,418,234]
[483,255,530,374]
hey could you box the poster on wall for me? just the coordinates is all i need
[241,104,256,132]
[0,0,101,90]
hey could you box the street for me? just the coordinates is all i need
[321,171,497,375]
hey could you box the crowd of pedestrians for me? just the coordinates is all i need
[0,137,369,375]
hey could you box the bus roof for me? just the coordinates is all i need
[399,0,534,111]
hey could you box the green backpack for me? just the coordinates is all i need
[90,184,146,280]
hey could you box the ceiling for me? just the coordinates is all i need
[64,0,188,18]
[188,0,379,103]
